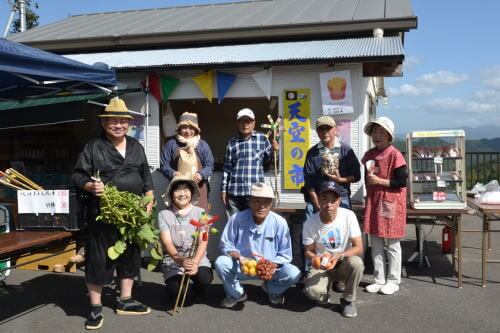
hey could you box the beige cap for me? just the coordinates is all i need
[164,175,200,207]
[316,115,336,129]
[364,116,395,141]
[250,182,275,199]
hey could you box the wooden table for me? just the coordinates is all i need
[467,198,500,287]
[0,231,79,272]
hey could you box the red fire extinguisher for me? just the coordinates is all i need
[442,225,452,253]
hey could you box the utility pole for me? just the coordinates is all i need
[2,2,17,37]
[19,0,26,32]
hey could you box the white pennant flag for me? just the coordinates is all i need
[251,68,273,100]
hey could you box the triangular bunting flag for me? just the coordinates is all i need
[193,70,214,103]
[146,73,162,102]
[160,76,180,102]
[216,71,237,104]
[251,68,273,100]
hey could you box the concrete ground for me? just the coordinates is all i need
[1,213,500,333]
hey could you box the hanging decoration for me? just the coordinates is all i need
[251,68,273,100]
[141,74,180,103]
[216,71,237,103]
[193,70,214,103]
[160,76,180,102]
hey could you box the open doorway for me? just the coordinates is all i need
[161,97,279,171]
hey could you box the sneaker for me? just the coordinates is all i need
[340,298,357,318]
[333,280,346,293]
[380,282,399,295]
[365,283,384,293]
[115,299,151,315]
[85,311,103,330]
[220,293,248,308]
[262,284,285,305]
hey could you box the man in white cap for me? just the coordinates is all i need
[215,182,301,308]
[302,180,364,318]
[72,97,154,330]
[221,108,279,216]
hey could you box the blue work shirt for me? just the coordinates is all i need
[219,209,292,264]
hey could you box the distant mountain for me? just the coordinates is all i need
[396,125,500,140]
[393,137,500,152]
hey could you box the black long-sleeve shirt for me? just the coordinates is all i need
[72,134,153,196]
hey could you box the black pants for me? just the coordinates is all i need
[165,267,213,306]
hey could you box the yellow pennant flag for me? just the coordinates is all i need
[193,70,214,103]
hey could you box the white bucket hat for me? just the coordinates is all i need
[364,116,395,141]
[164,175,200,208]
[250,182,275,199]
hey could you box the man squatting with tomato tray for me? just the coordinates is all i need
[302,180,364,318]
[215,182,301,308]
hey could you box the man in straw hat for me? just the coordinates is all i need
[160,111,214,210]
[72,97,154,330]
[215,182,301,308]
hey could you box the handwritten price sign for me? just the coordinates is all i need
[17,190,70,214]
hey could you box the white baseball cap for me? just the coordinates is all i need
[237,108,255,120]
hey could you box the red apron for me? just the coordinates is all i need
[362,145,407,239]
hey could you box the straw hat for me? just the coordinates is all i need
[176,112,201,133]
[164,175,200,208]
[98,97,133,119]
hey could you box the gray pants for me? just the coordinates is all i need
[303,256,364,303]
[371,235,402,285]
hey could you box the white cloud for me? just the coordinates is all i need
[388,84,433,96]
[466,101,497,113]
[416,70,469,86]
[475,89,500,103]
[481,66,500,90]
[426,97,464,111]
[404,56,420,69]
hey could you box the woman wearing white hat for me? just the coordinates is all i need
[160,112,214,210]
[361,116,407,295]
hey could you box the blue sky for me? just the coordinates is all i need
[1,0,499,135]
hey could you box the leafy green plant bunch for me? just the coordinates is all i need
[96,184,162,271]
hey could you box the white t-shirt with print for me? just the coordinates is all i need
[302,207,361,255]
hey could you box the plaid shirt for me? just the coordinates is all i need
[222,131,272,196]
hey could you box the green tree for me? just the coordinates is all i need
[9,0,39,32]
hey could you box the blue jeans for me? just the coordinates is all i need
[215,255,301,299]
[225,195,250,217]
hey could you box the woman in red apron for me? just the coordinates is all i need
[361,117,407,295]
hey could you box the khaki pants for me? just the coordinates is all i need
[303,256,364,303]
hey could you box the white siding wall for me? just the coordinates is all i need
[119,63,373,202]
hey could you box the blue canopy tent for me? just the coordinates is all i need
[0,38,118,129]
[0,38,117,101]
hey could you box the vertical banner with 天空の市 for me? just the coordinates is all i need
[283,89,310,190]
[319,70,353,115]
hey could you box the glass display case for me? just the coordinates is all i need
[406,130,466,209]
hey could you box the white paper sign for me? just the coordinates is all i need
[17,190,70,214]
[319,70,353,114]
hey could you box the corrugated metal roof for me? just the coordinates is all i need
[9,0,415,45]
[65,36,404,69]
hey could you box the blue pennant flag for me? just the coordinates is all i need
[216,71,237,103]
